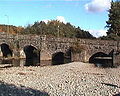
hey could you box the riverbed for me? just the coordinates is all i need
[0,62,120,96]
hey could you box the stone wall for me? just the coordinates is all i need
[0,32,120,66]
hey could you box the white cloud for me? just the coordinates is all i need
[85,0,111,12]
[89,29,107,37]
[42,16,66,24]
[42,19,49,24]
[56,16,66,24]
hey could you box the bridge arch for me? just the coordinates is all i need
[52,52,64,65]
[51,47,72,65]
[23,45,40,66]
[0,43,13,58]
[89,52,113,67]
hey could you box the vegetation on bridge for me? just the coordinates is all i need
[71,42,86,53]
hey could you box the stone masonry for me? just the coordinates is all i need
[0,32,120,66]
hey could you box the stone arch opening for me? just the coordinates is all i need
[89,52,113,67]
[0,43,12,58]
[52,52,64,65]
[23,45,40,66]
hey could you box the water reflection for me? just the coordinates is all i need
[94,58,113,68]
[23,45,40,66]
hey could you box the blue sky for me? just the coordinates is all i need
[0,0,113,37]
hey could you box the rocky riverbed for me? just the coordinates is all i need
[0,62,120,96]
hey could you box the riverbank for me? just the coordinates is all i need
[0,62,120,96]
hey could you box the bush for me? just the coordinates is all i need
[71,43,85,53]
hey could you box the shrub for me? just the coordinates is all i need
[71,43,85,53]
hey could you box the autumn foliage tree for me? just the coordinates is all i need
[0,24,23,34]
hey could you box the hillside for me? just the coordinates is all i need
[21,20,95,39]
[0,24,24,34]
[0,21,95,39]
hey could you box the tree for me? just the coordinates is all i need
[0,24,24,34]
[21,20,94,39]
[106,1,120,36]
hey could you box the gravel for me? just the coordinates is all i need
[0,62,120,96]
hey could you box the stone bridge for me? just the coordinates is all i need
[0,32,120,67]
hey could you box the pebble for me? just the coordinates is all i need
[0,62,120,96]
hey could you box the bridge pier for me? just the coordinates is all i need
[71,51,87,62]
[40,51,52,66]
[12,49,22,67]
[113,51,120,67]
[13,49,20,58]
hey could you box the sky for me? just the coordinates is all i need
[0,0,113,37]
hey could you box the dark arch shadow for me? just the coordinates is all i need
[1,43,12,58]
[0,81,49,96]
[52,52,64,65]
[89,52,113,67]
[101,83,120,88]
[24,45,40,66]
[113,93,120,96]
[0,43,13,64]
